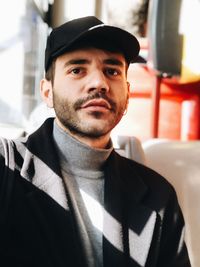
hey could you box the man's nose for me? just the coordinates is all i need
[87,70,109,94]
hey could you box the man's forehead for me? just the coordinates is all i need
[56,47,127,66]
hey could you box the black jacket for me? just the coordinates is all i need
[0,118,191,267]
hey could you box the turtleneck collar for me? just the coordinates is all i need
[52,120,113,174]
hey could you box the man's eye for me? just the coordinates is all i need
[106,69,119,76]
[71,68,82,74]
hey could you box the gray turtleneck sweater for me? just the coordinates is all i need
[53,121,113,267]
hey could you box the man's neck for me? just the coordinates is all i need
[55,118,111,149]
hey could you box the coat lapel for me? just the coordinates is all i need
[103,152,158,267]
[19,144,68,210]
[127,203,157,266]
[16,119,70,211]
[16,121,86,266]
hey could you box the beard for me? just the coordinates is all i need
[53,90,127,138]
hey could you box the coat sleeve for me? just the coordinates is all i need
[0,138,16,221]
[0,138,6,185]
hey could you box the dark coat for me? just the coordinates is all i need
[0,118,191,267]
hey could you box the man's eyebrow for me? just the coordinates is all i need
[64,59,90,68]
[63,58,124,68]
[103,58,124,66]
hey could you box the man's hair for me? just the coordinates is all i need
[45,59,55,83]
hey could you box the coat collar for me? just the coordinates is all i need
[18,118,68,209]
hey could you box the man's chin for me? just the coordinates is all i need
[75,123,112,138]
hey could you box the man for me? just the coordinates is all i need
[0,16,190,267]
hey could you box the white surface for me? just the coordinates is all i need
[143,139,200,267]
[112,134,146,165]
[0,123,25,139]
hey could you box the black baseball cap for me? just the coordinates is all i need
[45,16,140,72]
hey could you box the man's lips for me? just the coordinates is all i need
[81,99,112,110]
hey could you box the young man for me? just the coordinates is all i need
[0,16,190,266]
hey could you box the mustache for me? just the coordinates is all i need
[73,92,117,111]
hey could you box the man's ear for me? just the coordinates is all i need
[126,81,130,107]
[127,81,130,95]
[40,78,53,108]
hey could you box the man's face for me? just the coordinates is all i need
[50,47,129,139]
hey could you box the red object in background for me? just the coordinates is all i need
[125,63,200,141]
